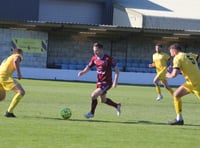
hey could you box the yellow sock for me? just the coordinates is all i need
[155,86,161,94]
[8,93,23,113]
[168,88,174,95]
[174,97,182,115]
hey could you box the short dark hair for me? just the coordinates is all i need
[13,48,23,54]
[93,42,103,49]
[168,43,182,51]
[155,43,162,48]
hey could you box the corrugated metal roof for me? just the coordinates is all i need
[26,20,185,33]
[0,19,186,32]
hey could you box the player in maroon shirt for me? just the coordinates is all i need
[78,42,121,118]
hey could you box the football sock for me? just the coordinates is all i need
[91,99,98,114]
[174,96,182,117]
[8,93,23,113]
[168,88,174,95]
[105,98,117,108]
[176,114,183,121]
[155,86,161,95]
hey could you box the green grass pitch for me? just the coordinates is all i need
[0,79,200,148]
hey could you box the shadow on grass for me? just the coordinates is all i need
[21,116,200,127]
[70,119,168,126]
[22,115,163,125]
[22,115,63,120]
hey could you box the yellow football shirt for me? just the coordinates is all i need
[153,52,170,76]
[0,54,23,77]
[173,52,200,86]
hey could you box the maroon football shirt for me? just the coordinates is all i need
[88,54,116,86]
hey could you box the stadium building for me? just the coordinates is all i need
[0,0,199,84]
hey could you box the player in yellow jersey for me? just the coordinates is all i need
[0,48,25,117]
[149,44,174,101]
[166,43,200,125]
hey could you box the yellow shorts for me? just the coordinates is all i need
[183,81,200,99]
[0,76,18,91]
[156,69,167,82]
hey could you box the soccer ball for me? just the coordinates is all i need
[60,107,72,120]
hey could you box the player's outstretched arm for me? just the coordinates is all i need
[78,66,90,77]
[112,67,119,88]
[166,68,179,79]
[149,63,155,68]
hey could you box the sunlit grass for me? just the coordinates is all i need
[0,79,200,148]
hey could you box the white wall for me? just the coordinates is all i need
[14,67,185,86]
[113,5,143,28]
[114,0,200,30]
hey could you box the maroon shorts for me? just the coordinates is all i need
[96,81,112,94]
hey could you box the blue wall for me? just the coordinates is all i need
[0,0,39,21]
[0,0,113,24]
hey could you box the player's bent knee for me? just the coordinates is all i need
[21,90,25,96]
